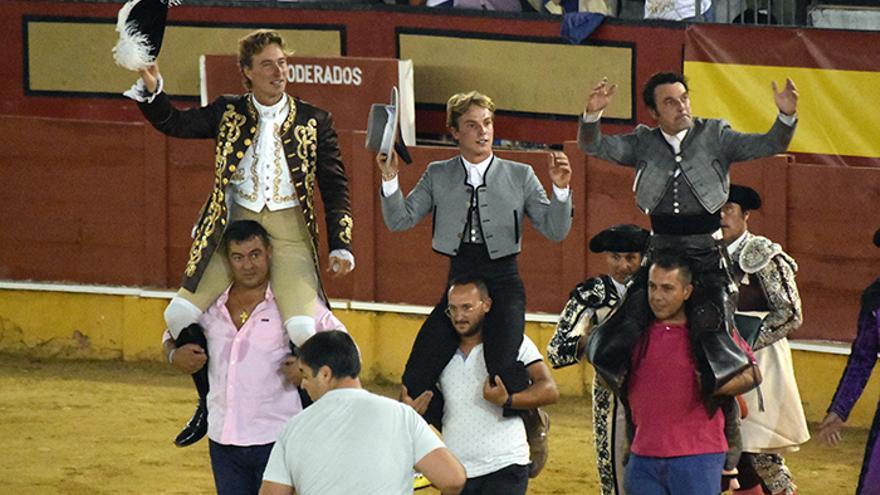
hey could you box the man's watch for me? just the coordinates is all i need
[503,393,513,409]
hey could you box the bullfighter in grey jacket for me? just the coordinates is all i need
[578,72,799,399]
[377,91,572,443]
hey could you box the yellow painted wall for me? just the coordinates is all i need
[26,21,342,96]
[399,33,634,120]
[2,289,878,427]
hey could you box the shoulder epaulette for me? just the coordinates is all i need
[740,235,796,274]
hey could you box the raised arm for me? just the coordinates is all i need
[522,157,572,242]
[377,150,435,232]
[139,64,161,94]
[585,77,617,115]
[720,79,799,163]
[577,78,640,166]
[773,78,799,118]
[134,63,221,139]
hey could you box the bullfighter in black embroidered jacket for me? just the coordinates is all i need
[126,30,353,446]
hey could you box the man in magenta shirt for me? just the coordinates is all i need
[163,220,344,495]
[625,256,753,494]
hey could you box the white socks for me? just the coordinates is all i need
[166,297,317,346]
[285,316,317,347]
[164,297,204,339]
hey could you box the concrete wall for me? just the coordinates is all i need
[810,5,880,30]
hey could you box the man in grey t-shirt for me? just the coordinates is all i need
[259,331,466,495]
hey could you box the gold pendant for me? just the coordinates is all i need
[239,310,249,325]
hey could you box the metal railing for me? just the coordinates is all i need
[697,0,809,26]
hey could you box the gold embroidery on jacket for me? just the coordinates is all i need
[281,97,296,137]
[338,214,353,245]
[233,97,260,201]
[294,118,318,229]
[272,122,297,204]
[184,104,244,277]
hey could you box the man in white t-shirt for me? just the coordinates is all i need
[259,330,466,495]
[404,277,559,494]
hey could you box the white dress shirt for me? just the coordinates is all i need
[611,277,628,299]
[726,231,748,256]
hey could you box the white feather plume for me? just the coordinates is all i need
[112,0,182,71]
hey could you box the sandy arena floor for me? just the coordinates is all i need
[0,354,867,494]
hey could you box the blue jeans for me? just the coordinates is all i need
[624,452,725,495]
[208,440,274,495]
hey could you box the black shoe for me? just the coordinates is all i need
[174,399,207,447]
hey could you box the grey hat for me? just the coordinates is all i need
[366,87,411,164]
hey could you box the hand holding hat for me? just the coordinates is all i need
[138,63,160,94]
[375,150,400,182]
[367,86,412,176]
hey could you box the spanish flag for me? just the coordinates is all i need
[684,24,880,167]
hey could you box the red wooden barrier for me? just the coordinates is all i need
[2,114,879,342]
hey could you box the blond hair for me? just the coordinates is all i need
[446,91,496,129]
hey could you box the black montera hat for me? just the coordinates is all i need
[728,184,762,211]
[874,228,880,248]
[113,0,180,71]
[589,224,650,254]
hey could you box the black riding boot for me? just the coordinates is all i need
[173,323,209,447]
[689,279,750,396]
[587,266,652,396]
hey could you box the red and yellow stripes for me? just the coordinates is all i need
[684,24,880,164]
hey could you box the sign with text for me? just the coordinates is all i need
[200,54,415,145]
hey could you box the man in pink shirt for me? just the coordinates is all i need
[625,256,756,494]
[164,220,344,495]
